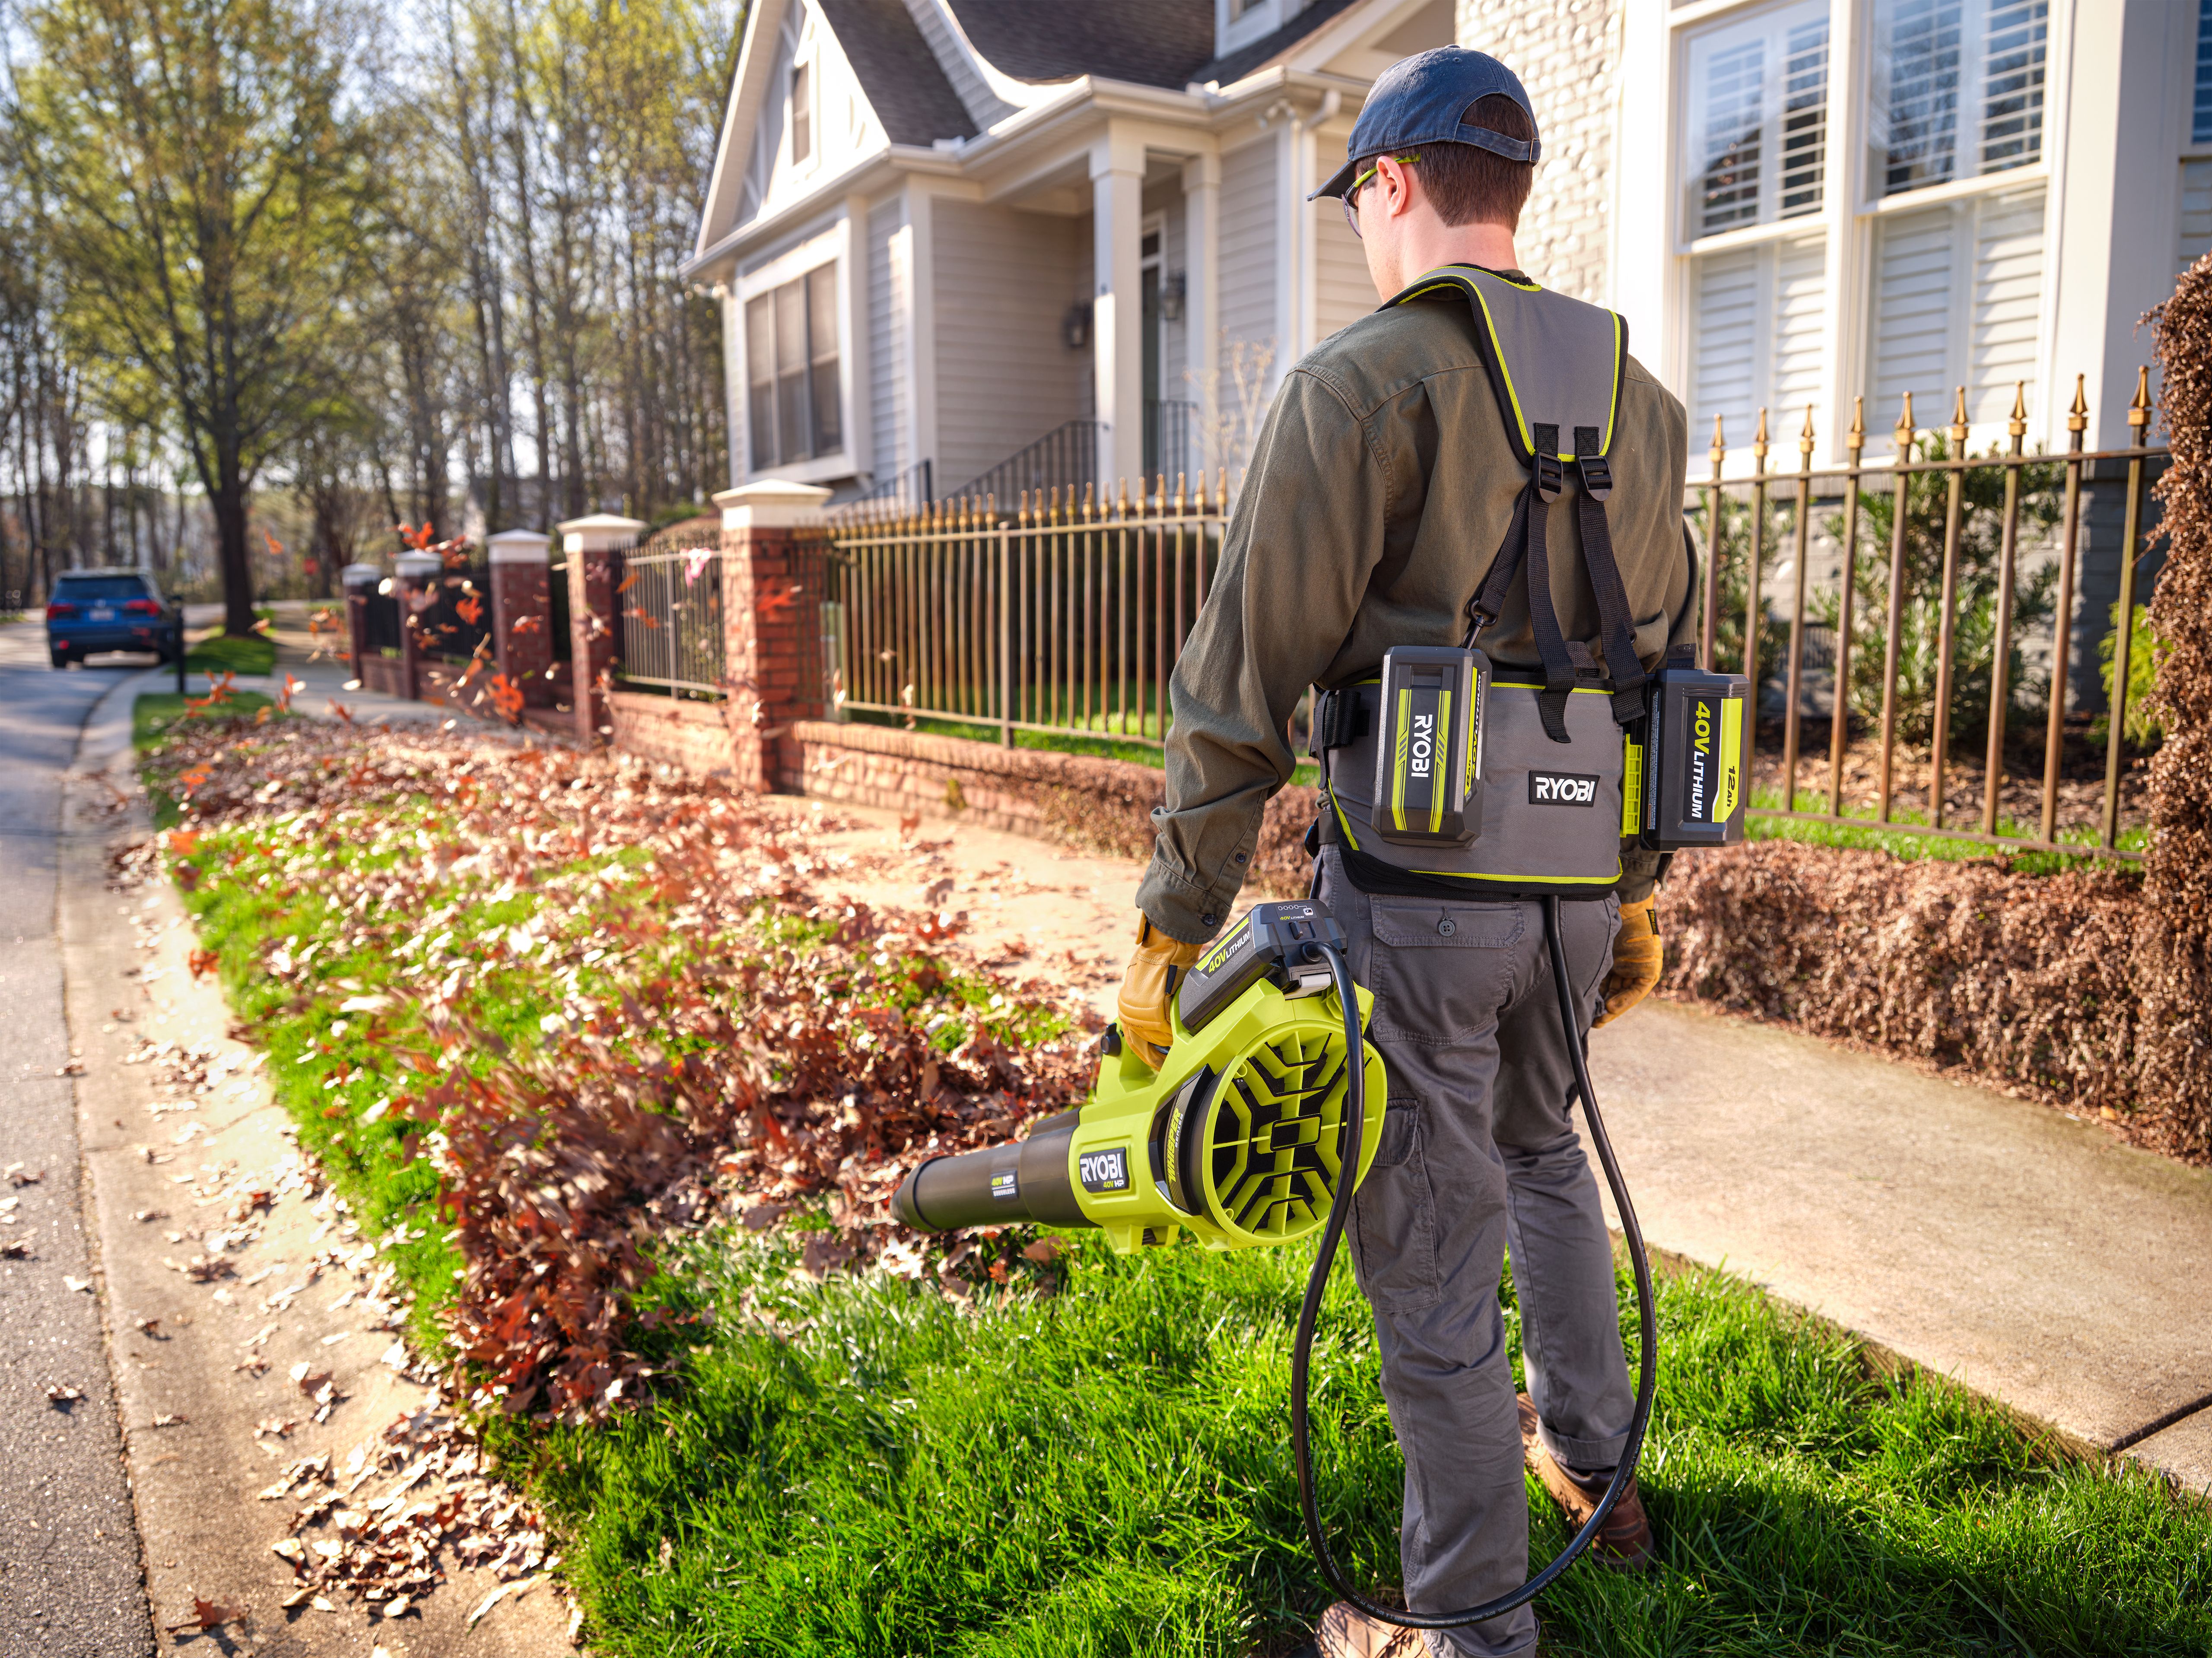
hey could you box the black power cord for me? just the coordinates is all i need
[1289,894,1659,1629]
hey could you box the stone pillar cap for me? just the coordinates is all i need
[486,528,553,563]
[394,551,443,578]
[340,562,383,586]
[715,480,833,530]
[557,513,647,553]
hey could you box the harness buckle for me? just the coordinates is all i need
[1576,452,1613,500]
[1532,451,1565,502]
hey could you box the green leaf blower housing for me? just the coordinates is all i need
[893,902,1389,1253]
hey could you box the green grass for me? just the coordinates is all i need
[134,691,277,752]
[185,629,276,676]
[1745,785,2147,874]
[849,708,1322,790]
[503,1227,2212,1658]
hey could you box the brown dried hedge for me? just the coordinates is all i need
[2133,251,2212,1162]
[1660,841,2142,1115]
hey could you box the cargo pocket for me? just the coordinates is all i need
[1365,896,1522,1045]
[1348,1099,1440,1315]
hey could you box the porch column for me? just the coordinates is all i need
[1092,131,1146,495]
[486,529,553,711]
[394,549,441,702]
[1182,153,1220,481]
[716,480,833,794]
[560,513,645,747]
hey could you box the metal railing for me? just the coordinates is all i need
[617,542,725,697]
[413,562,493,662]
[829,473,1233,746]
[834,459,934,521]
[948,420,1104,510]
[1697,371,2166,858]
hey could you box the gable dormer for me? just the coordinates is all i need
[1215,0,1312,64]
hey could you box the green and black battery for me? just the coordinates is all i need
[1630,646,1750,851]
[1367,645,1488,848]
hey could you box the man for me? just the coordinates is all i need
[1113,48,1691,1658]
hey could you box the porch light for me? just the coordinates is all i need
[1062,302,1092,350]
[1162,272,1186,323]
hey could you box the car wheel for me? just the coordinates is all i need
[51,650,73,669]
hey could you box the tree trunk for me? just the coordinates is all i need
[213,451,255,637]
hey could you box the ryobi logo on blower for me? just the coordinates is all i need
[1528,770,1600,807]
[1078,1146,1131,1194]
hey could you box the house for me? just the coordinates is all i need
[681,0,1459,505]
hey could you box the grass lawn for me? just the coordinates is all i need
[134,690,277,752]
[142,718,2210,1656]
[184,629,277,676]
[1742,786,2147,873]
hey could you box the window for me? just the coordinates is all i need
[2196,0,2212,146]
[1870,0,2047,200]
[790,62,811,165]
[1688,235,1827,453]
[746,263,841,470]
[1682,0,1830,237]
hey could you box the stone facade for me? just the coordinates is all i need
[607,691,736,775]
[1457,0,1620,307]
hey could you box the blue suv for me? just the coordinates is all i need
[46,569,182,667]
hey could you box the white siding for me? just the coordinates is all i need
[1868,184,2046,432]
[2180,159,2212,276]
[868,195,908,484]
[1686,232,1826,450]
[1313,196,1373,344]
[1217,137,1278,366]
[930,201,1088,495]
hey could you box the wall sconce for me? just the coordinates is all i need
[1162,271,1187,323]
[1062,301,1093,350]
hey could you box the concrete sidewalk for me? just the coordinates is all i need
[1586,1002,2212,1492]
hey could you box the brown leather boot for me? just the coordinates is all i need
[1313,1601,1429,1658]
[1516,1394,1656,1570]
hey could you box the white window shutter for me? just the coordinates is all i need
[1967,184,2045,424]
[1691,248,1761,443]
[1773,238,1828,421]
[1869,204,1959,426]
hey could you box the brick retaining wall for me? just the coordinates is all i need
[607,691,734,775]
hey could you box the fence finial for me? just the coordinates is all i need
[2009,381,2028,438]
[1799,404,1815,458]
[1118,477,1132,518]
[1847,395,1865,454]
[1897,391,1915,443]
[1710,414,1726,473]
[1752,407,1770,466]
[2130,365,2152,432]
[1174,471,1187,515]
[1950,385,1969,442]
[1154,474,1166,514]
[2068,373,2089,433]
[986,492,998,524]
[1217,467,1229,510]
[1083,481,1096,521]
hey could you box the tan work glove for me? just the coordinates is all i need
[1594,896,1662,1027]
[1115,914,1207,1067]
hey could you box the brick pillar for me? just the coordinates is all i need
[716,481,833,793]
[486,530,553,710]
[394,550,441,702]
[559,514,645,747]
[340,562,381,678]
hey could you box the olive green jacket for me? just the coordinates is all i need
[1135,276,1697,944]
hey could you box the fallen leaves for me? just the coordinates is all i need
[47,1383,83,1404]
[163,1596,245,1635]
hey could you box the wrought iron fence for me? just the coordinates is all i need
[834,459,934,521]
[363,584,403,655]
[1694,372,2166,858]
[829,473,1233,746]
[412,562,493,662]
[617,543,725,696]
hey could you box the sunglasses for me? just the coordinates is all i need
[1343,154,1420,239]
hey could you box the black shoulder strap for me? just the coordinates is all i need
[1572,425,1649,724]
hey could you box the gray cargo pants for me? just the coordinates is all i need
[1315,851,1635,1658]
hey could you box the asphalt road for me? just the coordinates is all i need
[0,621,156,1655]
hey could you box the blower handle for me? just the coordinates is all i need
[1288,894,1659,1629]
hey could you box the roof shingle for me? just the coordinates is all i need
[817,0,978,145]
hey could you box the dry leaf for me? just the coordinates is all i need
[163,1596,245,1634]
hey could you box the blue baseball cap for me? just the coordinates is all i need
[1309,47,1540,201]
